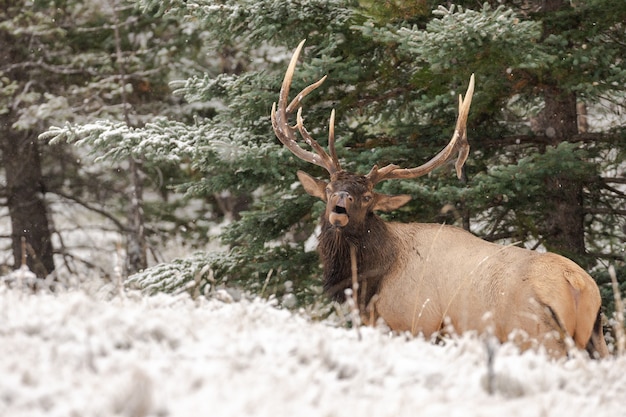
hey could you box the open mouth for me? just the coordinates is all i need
[329,207,349,227]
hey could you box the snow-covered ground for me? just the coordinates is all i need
[1,285,625,417]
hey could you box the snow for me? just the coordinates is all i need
[1,285,625,417]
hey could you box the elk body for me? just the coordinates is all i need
[272,41,608,359]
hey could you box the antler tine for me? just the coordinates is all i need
[271,39,341,175]
[328,109,341,171]
[294,107,342,173]
[296,107,338,171]
[286,75,327,114]
[369,74,475,184]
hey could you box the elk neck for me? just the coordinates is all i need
[318,211,398,305]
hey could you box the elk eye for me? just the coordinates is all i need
[363,194,373,203]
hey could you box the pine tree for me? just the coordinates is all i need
[1,1,72,276]
[1,0,212,278]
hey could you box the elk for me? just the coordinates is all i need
[271,40,608,359]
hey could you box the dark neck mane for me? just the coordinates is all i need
[318,213,397,306]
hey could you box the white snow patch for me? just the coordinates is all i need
[304,225,321,253]
[1,286,624,417]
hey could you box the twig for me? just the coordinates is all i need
[192,264,212,299]
[114,242,126,299]
[20,237,27,268]
[609,265,625,356]
[52,250,110,276]
[52,189,128,232]
[485,336,497,395]
[24,239,48,279]
[350,245,359,310]
[260,268,275,298]
[344,289,362,341]
[347,245,362,341]
[110,0,147,274]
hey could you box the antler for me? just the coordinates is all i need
[367,74,475,185]
[271,40,341,175]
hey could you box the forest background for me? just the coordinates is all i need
[1,0,624,316]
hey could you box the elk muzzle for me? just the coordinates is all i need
[328,191,351,227]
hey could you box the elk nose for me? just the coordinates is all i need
[335,191,352,207]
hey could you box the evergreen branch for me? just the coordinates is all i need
[355,87,411,109]
[484,208,511,241]
[481,232,519,243]
[479,132,616,148]
[585,207,626,216]
[587,252,626,262]
[599,180,626,198]
[603,177,626,185]
[54,249,112,277]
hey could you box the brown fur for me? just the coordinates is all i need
[319,208,396,305]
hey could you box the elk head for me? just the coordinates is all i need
[271,40,474,232]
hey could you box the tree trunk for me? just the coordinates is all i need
[110,4,147,275]
[537,87,587,261]
[532,0,588,263]
[126,156,147,275]
[1,126,55,277]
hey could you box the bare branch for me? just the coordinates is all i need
[51,190,129,232]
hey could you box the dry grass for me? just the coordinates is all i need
[609,265,625,356]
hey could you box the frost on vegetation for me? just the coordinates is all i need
[39,118,204,163]
[12,93,74,131]
[127,251,218,297]
[146,0,353,47]
[171,73,238,103]
[390,3,547,71]
[1,284,626,417]
[39,112,277,196]
[1,265,39,290]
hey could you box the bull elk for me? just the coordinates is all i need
[271,40,608,359]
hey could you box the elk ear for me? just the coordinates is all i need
[297,170,328,202]
[373,193,412,212]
